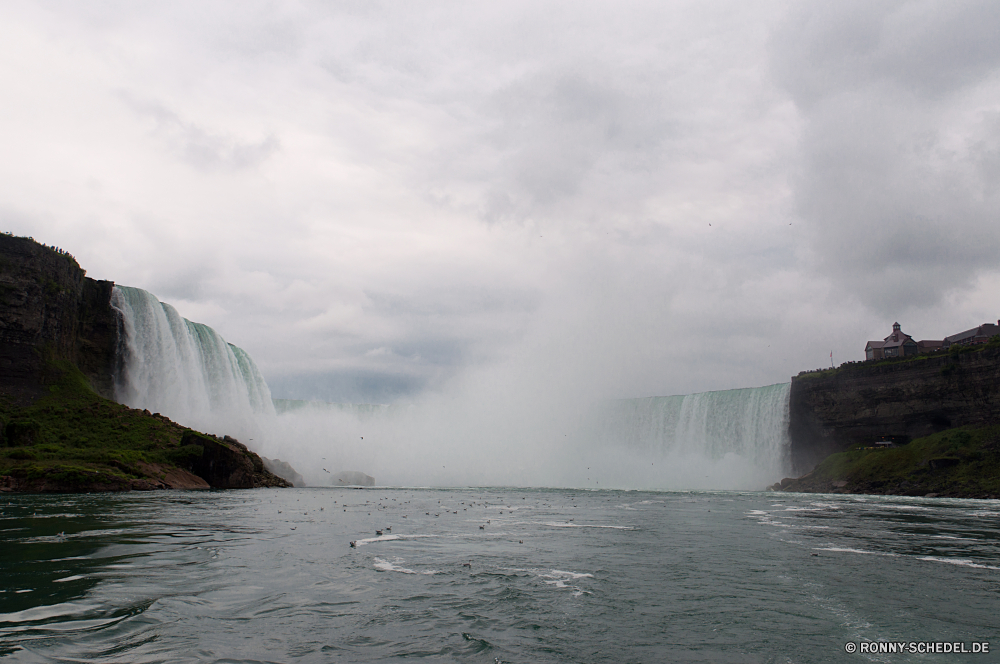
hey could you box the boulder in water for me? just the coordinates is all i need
[331,471,375,487]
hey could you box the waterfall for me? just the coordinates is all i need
[111,286,274,443]
[107,284,791,488]
[592,383,791,488]
[262,384,792,489]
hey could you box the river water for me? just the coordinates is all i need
[1,489,997,663]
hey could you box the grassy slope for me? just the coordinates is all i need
[0,362,203,490]
[783,425,1000,498]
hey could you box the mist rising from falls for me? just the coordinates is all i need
[110,285,791,489]
[111,286,274,442]
[261,384,792,490]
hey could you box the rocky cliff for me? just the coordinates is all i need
[788,344,1000,473]
[0,233,119,402]
[262,457,307,487]
[0,234,293,492]
[179,431,291,489]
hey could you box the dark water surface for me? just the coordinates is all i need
[1,489,998,663]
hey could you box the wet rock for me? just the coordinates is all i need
[180,431,292,489]
[262,457,306,487]
[331,470,375,487]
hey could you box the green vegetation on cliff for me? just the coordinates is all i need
[0,362,290,492]
[0,234,293,493]
[788,339,1000,474]
[778,425,1000,498]
[796,335,1000,381]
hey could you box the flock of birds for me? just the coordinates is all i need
[256,494,536,555]
[337,497,528,551]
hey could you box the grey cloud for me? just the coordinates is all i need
[478,70,674,222]
[120,94,280,171]
[772,1,1000,106]
[365,284,539,319]
[771,2,1000,312]
[11,0,1000,404]
[146,269,215,303]
[970,111,1000,195]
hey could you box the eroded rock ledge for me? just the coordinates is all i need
[788,345,1000,474]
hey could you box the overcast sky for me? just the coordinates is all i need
[3,1,999,403]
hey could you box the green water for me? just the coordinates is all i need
[1,489,998,662]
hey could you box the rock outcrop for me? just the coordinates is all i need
[331,470,375,487]
[180,432,292,489]
[262,457,306,487]
[0,233,120,402]
[789,345,1000,473]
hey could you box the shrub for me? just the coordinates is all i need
[4,419,42,446]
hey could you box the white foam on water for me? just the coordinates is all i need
[373,557,439,575]
[814,547,900,557]
[21,534,72,544]
[809,593,875,639]
[52,575,85,583]
[0,602,100,624]
[550,570,594,579]
[746,511,794,528]
[538,570,594,596]
[353,534,437,547]
[18,513,82,520]
[541,521,633,530]
[917,557,1000,570]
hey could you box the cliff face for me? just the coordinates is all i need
[789,346,1000,473]
[262,457,307,487]
[0,234,294,492]
[180,431,292,489]
[0,234,119,401]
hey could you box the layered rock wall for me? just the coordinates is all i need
[0,234,119,401]
[180,431,292,489]
[789,347,1000,473]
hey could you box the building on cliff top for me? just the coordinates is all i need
[865,322,918,360]
[942,321,1000,349]
[916,339,943,353]
[865,320,999,360]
